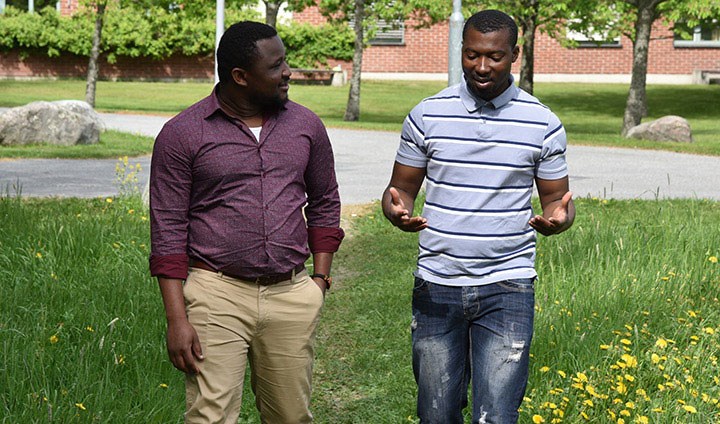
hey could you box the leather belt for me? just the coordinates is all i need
[190,260,305,286]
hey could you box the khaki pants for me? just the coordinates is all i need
[183,267,324,424]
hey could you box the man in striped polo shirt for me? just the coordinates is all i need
[382,10,575,424]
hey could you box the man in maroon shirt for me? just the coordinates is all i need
[149,21,344,423]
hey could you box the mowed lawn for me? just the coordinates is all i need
[1,79,719,156]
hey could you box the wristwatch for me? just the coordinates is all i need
[310,273,332,290]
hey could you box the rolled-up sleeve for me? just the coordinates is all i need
[149,123,193,279]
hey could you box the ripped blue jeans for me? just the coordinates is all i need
[411,277,535,424]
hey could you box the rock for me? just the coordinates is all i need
[626,115,693,143]
[0,100,103,146]
[52,100,106,132]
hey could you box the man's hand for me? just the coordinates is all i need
[387,187,428,232]
[166,317,204,375]
[529,191,574,236]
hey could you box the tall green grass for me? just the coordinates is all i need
[2,195,719,422]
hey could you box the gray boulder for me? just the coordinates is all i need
[0,100,103,146]
[626,115,693,143]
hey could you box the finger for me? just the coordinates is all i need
[561,191,573,208]
[192,335,204,361]
[388,187,403,207]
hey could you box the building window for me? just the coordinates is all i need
[674,21,720,48]
[566,25,621,48]
[349,19,405,46]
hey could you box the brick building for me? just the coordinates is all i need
[1,1,719,84]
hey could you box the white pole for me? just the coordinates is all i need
[28,0,34,13]
[448,0,463,86]
[215,0,225,84]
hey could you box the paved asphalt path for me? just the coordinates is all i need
[1,111,719,203]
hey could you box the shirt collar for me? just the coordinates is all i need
[460,74,518,112]
[205,84,287,124]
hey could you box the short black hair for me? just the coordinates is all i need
[217,21,278,84]
[463,10,518,48]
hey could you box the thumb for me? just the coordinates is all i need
[562,191,573,209]
[389,187,404,207]
[192,334,204,360]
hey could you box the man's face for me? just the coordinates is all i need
[461,28,519,101]
[244,36,291,110]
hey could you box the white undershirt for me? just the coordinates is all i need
[249,126,262,142]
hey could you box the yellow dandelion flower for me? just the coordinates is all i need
[618,418,625,424]
[655,338,668,348]
[540,366,550,373]
[583,399,594,407]
[620,409,631,417]
[709,256,718,263]
[128,209,135,214]
[616,381,627,394]
[625,401,635,409]
[600,344,611,350]
[36,252,43,259]
[703,327,715,335]
[105,198,113,203]
[75,403,86,410]
[620,339,632,346]
[651,407,664,413]
[682,405,697,413]
[621,354,638,368]
[49,335,59,344]
[159,383,168,389]
[581,411,589,420]
[624,374,635,382]
[651,353,661,364]
[558,370,567,378]
[532,415,545,423]
[575,372,589,382]
[86,326,94,332]
[635,416,649,424]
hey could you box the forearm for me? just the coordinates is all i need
[157,277,187,323]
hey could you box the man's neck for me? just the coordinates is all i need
[217,85,264,127]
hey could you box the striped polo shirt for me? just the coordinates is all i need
[396,78,568,286]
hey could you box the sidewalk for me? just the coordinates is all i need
[0,112,719,203]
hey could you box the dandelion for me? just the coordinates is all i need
[49,335,59,344]
[655,338,668,348]
[75,403,86,410]
[709,256,718,263]
[703,327,715,335]
[620,339,632,346]
[128,209,135,214]
[105,198,113,203]
[539,366,550,373]
[532,415,545,423]
[159,383,168,389]
[86,326,94,332]
[682,405,697,413]
[635,416,649,424]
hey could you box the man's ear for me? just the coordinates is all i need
[511,45,520,63]
[231,67,249,87]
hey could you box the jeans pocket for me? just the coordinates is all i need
[496,278,535,292]
[413,276,430,291]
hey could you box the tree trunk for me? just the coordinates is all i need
[518,15,537,94]
[344,0,364,122]
[265,1,280,28]
[85,1,106,108]
[621,3,655,136]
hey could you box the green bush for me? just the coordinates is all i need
[0,5,354,67]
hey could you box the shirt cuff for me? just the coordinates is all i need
[149,253,189,279]
[308,227,345,253]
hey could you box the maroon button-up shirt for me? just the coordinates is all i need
[149,90,344,280]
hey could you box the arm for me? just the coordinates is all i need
[529,176,575,236]
[157,277,203,374]
[382,162,428,232]
[311,252,334,294]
